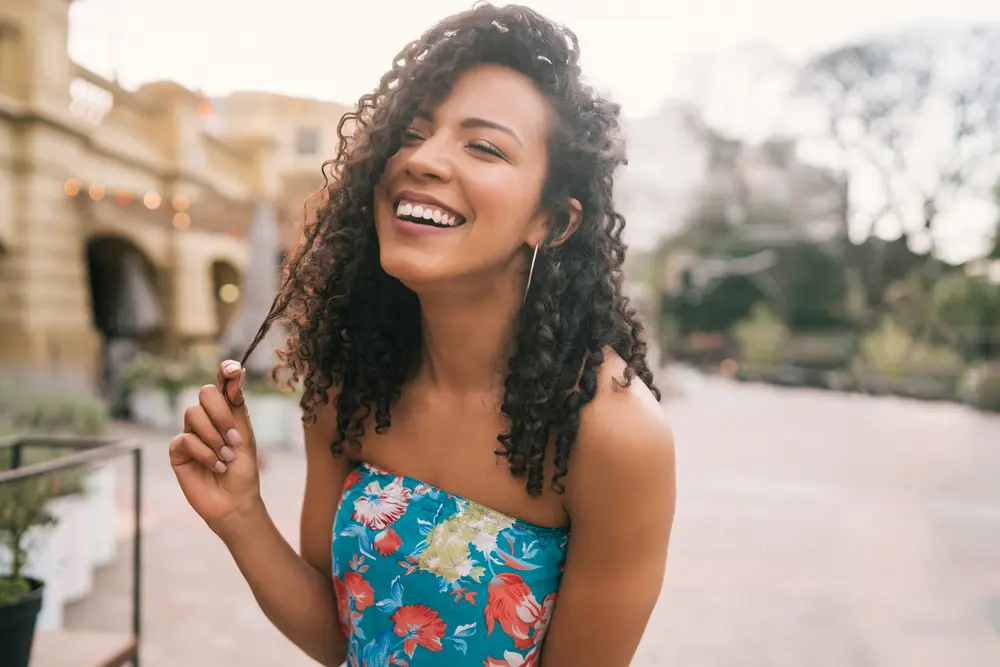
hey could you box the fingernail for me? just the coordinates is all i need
[214,460,227,474]
[237,369,245,392]
[220,445,236,462]
[224,361,241,374]
[225,429,242,447]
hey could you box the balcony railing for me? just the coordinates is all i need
[0,435,144,667]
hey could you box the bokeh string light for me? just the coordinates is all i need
[59,179,234,236]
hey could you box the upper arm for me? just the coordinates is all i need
[541,366,677,666]
[299,395,353,580]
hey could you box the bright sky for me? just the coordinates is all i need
[68,0,1000,260]
[69,0,1000,119]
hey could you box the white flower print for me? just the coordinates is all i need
[352,478,412,530]
[472,529,500,556]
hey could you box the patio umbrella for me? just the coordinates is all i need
[103,251,163,411]
[110,251,164,337]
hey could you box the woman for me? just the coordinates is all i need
[169,4,676,665]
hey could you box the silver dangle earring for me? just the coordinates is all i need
[523,243,540,305]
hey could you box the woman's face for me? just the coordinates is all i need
[373,63,553,293]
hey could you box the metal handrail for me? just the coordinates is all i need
[0,436,144,667]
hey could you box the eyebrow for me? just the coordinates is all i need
[413,111,523,147]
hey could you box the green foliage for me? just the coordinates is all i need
[123,353,217,408]
[0,385,109,499]
[124,352,301,401]
[0,478,57,603]
[732,304,790,366]
[670,274,766,335]
[971,363,1000,412]
[931,273,1000,360]
[773,244,853,331]
[0,384,107,436]
[858,317,965,379]
[783,332,858,370]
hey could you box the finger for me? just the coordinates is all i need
[216,362,254,455]
[184,402,236,464]
[217,360,245,407]
[170,433,228,474]
[197,384,242,454]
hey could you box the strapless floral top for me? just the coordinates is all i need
[332,462,569,666]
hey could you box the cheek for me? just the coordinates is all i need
[469,168,544,231]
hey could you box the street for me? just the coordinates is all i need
[66,370,1000,666]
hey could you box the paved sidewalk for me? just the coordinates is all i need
[65,373,1000,666]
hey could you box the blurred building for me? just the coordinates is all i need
[0,0,350,388]
[617,102,711,249]
[206,91,352,252]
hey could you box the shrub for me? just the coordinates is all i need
[732,303,789,367]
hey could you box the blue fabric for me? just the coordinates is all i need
[332,462,569,666]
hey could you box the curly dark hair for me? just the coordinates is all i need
[238,2,659,496]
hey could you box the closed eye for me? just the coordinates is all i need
[467,139,506,160]
[402,129,425,143]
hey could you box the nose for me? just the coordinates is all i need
[404,134,454,183]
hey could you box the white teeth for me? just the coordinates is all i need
[396,200,464,226]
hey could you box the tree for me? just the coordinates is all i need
[795,27,1000,323]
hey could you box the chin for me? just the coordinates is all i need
[378,244,453,292]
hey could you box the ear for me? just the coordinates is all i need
[535,198,582,248]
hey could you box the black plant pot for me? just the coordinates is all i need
[0,578,44,667]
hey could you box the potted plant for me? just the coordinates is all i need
[4,389,112,607]
[0,476,58,667]
[0,384,116,625]
[125,353,215,430]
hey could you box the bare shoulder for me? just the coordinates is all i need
[576,347,673,467]
[565,348,675,507]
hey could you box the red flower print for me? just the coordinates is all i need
[343,469,363,490]
[397,555,419,576]
[353,479,412,530]
[348,554,369,573]
[483,651,529,667]
[391,604,447,657]
[374,528,402,556]
[532,593,557,646]
[484,573,548,650]
[333,577,352,638]
[343,571,375,611]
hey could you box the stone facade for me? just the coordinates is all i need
[0,0,351,385]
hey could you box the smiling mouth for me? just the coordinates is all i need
[395,199,467,228]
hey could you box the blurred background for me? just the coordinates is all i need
[1,0,999,665]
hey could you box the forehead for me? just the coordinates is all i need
[426,63,552,146]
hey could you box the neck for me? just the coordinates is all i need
[416,275,524,394]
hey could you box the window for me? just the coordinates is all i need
[295,126,320,156]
